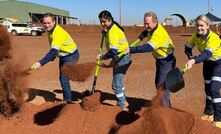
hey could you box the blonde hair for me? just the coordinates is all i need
[144,12,158,23]
[195,15,210,26]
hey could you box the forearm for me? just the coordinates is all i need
[100,48,118,60]
[194,50,212,64]
[130,43,153,53]
[39,48,58,66]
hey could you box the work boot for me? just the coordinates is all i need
[66,101,74,104]
[121,101,129,111]
[213,122,221,128]
[200,114,214,122]
[122,107,129,112]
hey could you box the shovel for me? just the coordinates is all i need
[90,33,105,94]
[165,66,189,93]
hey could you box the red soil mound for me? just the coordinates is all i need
[1,91,221,134]
[80,91,101,111]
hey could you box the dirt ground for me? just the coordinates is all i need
[0,25,221,134]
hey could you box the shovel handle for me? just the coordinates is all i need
[181,66,189,74]
[117,39,141,58]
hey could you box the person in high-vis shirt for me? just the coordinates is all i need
[31,13,79,104]
[215,25,221,39]
[184,15,221,128]
[125,12,176,107]
[97,10,132,110]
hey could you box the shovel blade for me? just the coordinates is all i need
[166,67,185,93]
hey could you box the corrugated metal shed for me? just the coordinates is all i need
[0,0,77,25]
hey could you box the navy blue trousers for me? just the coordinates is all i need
[203,60,221,121]
[155,54,176,107]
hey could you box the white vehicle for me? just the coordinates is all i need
[7,23,45,36]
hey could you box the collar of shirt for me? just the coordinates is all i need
[149,23,158,35]
[106,22,114,31]
[196,30,210,40]
[48,24,56,34]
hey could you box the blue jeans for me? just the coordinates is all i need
[155,54,176,107]
[112,54,132,108]
[59,50,79,101]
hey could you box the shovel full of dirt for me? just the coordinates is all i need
[165,66,189,93]
[61,33,105,96]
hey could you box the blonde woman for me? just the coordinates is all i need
[185,15,221,128]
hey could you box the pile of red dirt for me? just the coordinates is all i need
[0,91,221,134]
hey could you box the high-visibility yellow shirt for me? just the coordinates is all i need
[147,23,174,59]
[48,25,77,57]
[106,24,129,53]
[186,31,221,61]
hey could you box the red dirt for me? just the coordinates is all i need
[0,25,11,60]
[61,62,96,82]
[0,26,28,117]
[0,25,221,133]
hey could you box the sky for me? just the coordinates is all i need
[19,0,221,26]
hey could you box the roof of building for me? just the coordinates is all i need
[205,12,221,22]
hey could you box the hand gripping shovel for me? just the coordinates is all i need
[117,38,141,58]
[165,66,189,93]
[90,33,105,94]
[100,38,141,68]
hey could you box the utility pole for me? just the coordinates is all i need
[119,0,122,25]
[208,0,210,13]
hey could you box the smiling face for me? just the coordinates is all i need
[144,16,157,32]
[196,20,209,35]
[43,16,55,32]
[99,18,112,30]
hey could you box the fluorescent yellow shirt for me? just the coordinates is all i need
[186,31,221,61]
[147,23,174,59]
[48,25,77,57]
[106,24,129,53]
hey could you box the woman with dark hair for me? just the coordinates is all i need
[97,10,131,110]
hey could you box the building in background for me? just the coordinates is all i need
[0,0,78,25]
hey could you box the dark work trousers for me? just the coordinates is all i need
[155,54,176,107]
[59,50,79,101]
[203,60,221,121]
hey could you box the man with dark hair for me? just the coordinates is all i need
[31,13,80,104]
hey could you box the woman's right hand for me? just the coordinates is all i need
[96,54,102,60]
[185,59,195,69]
[124,47,130,54]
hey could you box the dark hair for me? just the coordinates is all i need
[43,12,55,21]
[98,10,124,32]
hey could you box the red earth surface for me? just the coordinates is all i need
[0,24,221,134]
